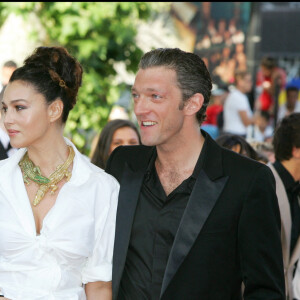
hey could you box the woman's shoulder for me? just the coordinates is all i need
[74,150,119,188]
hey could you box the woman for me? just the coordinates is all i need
[0,46,119,299]
[216,133,260,160]
[91,119,141,169]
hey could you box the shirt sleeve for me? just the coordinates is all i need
[235,94,250,112]
[81,175,120,283]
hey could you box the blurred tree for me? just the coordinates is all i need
[0,2,169,154]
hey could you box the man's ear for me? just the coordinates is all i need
[48,99,64,123]
[184,93,204,116]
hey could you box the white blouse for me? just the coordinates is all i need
[0,139,119,300]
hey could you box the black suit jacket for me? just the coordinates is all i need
[106,133,285,300]
[0,142,8,160]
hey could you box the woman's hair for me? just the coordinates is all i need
[216,134,260,161]
[9,46,83,123]
[91,119,141,169]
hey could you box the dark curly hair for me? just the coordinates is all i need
[138,48,212,124]
[273,113,300,161]
[9,46,83,123]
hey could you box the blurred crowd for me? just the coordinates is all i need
[201,56,300,165]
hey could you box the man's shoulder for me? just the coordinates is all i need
[220,144,271,177]
[111,144,153,160]
[105,145,154,180]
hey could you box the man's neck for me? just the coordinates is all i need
[155,130,205,172]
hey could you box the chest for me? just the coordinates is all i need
[156,168,193,196]
[25,178,67,235]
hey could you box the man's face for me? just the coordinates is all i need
[238,74,252,94]
[286,90,298,109]
[132,66,186,147]
[261,66,272,78]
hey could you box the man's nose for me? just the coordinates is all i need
[134,96,150,116]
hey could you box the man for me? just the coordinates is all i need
[106,48,285,300]
[223,70,254,137]
[268,113,300,299]
[278,86,300,122]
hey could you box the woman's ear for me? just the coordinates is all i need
[48,99,64,123]
[184,93,204,116]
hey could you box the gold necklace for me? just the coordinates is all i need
[19,146,75,206]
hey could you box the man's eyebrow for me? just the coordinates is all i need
[131,87,160,92]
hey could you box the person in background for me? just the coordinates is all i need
[0,46,119,299]
[223,70,254,137]
[255,57,286,113]
[0,60,17,94]
[267,113,300,300]
[246,110,273,143]
[278,86,300,121]
[201,87,228,139]
[91,119,141,169]
[250,141,275,164]
[106,47,285,300]
[216,133,261,162]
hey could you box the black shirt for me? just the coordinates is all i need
[273,160,300,255]
[118,141,207,300]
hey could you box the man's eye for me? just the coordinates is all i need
[1,107,7,113]
[152,94,161,99]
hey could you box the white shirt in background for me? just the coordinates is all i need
[246,124,274,143]
[223,88,253,136]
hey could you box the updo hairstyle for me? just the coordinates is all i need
[9,46,83,123]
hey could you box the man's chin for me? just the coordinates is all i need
[141,138,157,147]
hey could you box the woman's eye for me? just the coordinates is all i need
[16,105,26,111]
[1,106,7,113]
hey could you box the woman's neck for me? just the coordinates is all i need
[26,135,70,177]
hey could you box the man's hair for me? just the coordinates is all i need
[273,113,300,161]
[261,57,277,70]
[3,60,17,69]
[138,48,212,124]
[234,70,250,83]
[259,110,270,122]
[286,86,299,94]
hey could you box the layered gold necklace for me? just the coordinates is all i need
[19,146,75,206]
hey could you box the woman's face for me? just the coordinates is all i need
[1,80,51,149]
[109,126,140,154]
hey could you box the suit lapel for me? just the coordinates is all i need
[268,163,291,266]
[290,195,300,267]
[160,134,228,297]
[112,148,154,299]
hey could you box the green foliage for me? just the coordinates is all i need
[0,2,170,155]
